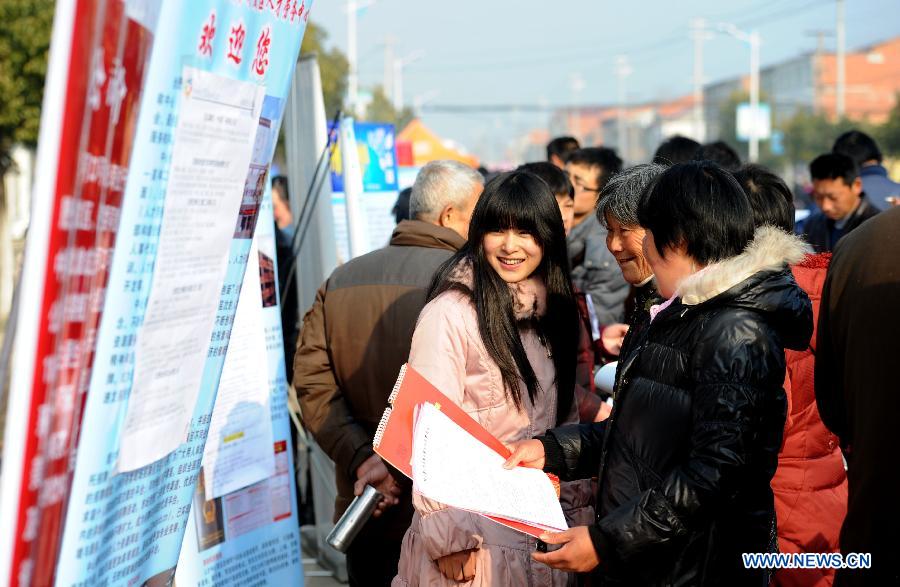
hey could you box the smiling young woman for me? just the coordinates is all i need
[391,170,593,587]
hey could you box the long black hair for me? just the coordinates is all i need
[427,171,579,424]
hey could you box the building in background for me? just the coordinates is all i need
[510,128,550,166]
[527,36,900,165]
[538,95,699,165]
[706,35,900,140]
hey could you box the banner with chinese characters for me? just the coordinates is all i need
[328,121,400,260]
[43,1,310,585]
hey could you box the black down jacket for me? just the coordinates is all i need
[540,228,813,586]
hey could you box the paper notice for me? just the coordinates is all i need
[412,403,568,532]
[202,235,276,500]
[222,480,272,540]
[118,67,265,471]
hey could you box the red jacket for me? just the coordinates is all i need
[772,253,848,587]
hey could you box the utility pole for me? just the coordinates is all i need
[718,23,761,162]
[346,0,375,116]
[383,35,395,102]
[690,19,711,142]
[836,0,846,118]
[347,0,358,115]
[615,55,632,162]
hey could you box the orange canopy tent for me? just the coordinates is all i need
[396,118,479,168]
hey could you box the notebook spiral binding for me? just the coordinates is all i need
[374,364,408,449]
[373,407,392,448]
[387,363,408,405]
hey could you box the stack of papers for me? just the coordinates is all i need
[412,402,567,533]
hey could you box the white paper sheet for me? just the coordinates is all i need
[412,403,567,532]
[118,67,265,471]
[202,236,275,500]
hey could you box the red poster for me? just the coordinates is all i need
[0,2,155,584]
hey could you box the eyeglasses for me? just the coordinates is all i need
[572,180,601,193]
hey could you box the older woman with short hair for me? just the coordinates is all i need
[507,161,814,586]
[596,163,666,368]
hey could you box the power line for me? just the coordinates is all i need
[367,0,827,78]
[403,0,824,78]
[419,95,839,116]
[402,24,686,75]
[420,104,560,113]
[392,0,883,124]
[733,0,826,29]
[707,0,783,24]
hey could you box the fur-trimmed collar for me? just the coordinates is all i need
[678,226,811,306]
[448,259,547,320]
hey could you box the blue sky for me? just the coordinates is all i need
[310,0,900,163]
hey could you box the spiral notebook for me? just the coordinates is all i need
[373,364,562,537]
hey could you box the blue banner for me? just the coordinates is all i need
[329,121,400,260]
[330,122,399,193]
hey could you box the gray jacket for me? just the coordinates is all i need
[567,216,629,325]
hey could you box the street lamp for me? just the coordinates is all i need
[393,50,425,111]
[718,22,761,162]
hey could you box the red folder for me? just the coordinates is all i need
[373,363,559,537]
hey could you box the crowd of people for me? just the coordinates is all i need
[292,129,900,586]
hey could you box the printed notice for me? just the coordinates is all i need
[118,67,265,471]
[412,403,568,532]
[202,235,275,500]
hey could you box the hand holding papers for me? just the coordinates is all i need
[412,403,567,533]
[374,364,566,536]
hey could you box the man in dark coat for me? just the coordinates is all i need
[802,153,879,252]
[293,160,483,586]
[815,206,900,586]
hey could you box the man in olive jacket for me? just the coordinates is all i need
[293,160,483,587]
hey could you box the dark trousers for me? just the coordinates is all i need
[345,499,414,587]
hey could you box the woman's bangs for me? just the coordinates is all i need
[479,185,544,238]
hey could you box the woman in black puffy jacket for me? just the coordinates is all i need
[506,162,814,586]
